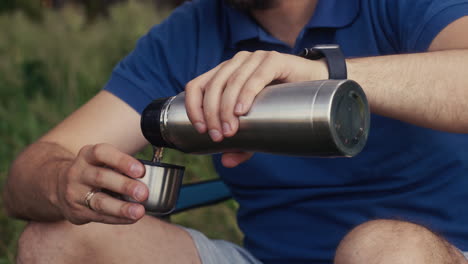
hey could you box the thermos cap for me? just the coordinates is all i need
[141,97,173,148]
[122,160,185,215]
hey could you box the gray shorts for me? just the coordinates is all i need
[183,227,262,264]
[184,227,468,264]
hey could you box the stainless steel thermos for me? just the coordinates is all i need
[127,79,370,215]
[141,79,370,157]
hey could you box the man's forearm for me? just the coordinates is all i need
[348,49,468,133]
[3,141,73,221]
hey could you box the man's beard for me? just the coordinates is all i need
[224,0,279,10]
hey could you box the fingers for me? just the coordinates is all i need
[80,144,145,178]
[221,152,254,168]
[82,167,148,202]
[185,51,288,142]
[185,51,326,143]
[236,51,288,115]
[60,144,149,225]
[202,51,251,141]
[219,51,269,137]
[88,192,145,221]
[185,63,224,134]
[62,184,140,225]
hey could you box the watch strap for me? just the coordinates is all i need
[298,44,347,80]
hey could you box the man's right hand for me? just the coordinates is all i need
[55,143,148,225]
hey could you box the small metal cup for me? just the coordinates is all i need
[122,160,185,215]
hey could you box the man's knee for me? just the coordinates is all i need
[16,217,197,264]
[334,219,466,264]
[17,221,109,264]
[18,221,78,263]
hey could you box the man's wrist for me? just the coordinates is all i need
[46,158,73,211]
[299,45,347,80]
[309,59,329,81]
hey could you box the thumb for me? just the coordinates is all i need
[221,152,254,168]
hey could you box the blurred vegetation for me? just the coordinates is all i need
[0,0,190,22]
[0,0,43,21]
[0,1,241,263]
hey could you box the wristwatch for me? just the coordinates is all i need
[298,44,347,80]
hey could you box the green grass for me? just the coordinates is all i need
[0,2,241,262]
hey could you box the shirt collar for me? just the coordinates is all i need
[306,0,360,28]
[224,3,259,47]
[224,0,360,48]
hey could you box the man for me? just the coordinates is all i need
[4,0,468,263]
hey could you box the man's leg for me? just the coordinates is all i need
[17,216,201,264]
[334,219,468,264]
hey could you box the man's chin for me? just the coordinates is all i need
[224,0,279,10]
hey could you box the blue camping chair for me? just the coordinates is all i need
[174,179,232,213]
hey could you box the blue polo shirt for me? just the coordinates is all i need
[104,0,468,263]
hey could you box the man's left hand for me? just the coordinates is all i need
[184,50,327,167]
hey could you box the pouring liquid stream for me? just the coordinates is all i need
[152,146,164,163]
